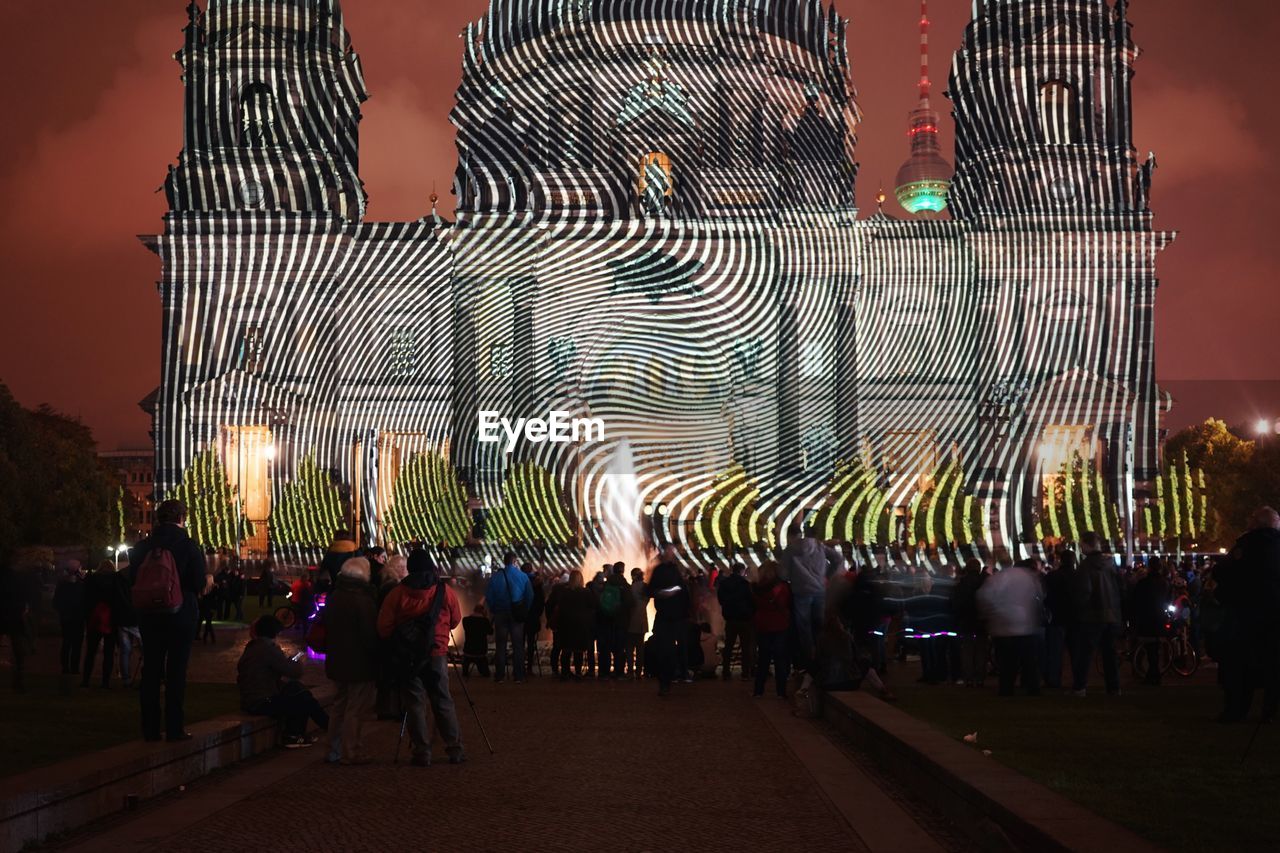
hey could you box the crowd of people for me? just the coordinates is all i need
[3,502,1278,765]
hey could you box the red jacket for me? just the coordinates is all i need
[752,580,792,634]
[377,579,461,656]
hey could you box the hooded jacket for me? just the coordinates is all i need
[323,575,379,682]
[780,537,845,598]
[1074,552,1124,626]
[377,573,461,656]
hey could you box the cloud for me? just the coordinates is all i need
[1133,83,1268,186]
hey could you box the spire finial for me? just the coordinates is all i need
[876,184,887,211]
[918,0,931,103]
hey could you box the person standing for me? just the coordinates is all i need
[81,561,120,688]
[378,552,465,766]
[949,559,988,687]
[751,561,792,699]
[524,566,545,676]
[1132,556,1171,686]
[717,562,755,680]
[625,568,648,678]
[229,568,246,622]
[553,571,597,680]
[128,499,210,742]
[1070,532,1124,698]
[977,555,1043,697]
[1215,507,1280,723]
[323,557,379,765]
[1041,551,1076,689]
[0,563,31,692]
[462,604,493,678]
[53,562,86,675]
[778,523,845,671]
[646,547,691,696]
[485,551,533,684]
[257,560,276,608]
[115,566,140,689]
[596,564,632,679]
[374,554,409,720]
[364,547,388,589]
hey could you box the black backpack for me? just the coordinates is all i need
[391,580,448,676]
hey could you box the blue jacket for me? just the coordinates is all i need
[485,565,533,615]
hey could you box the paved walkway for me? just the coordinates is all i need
[54,678,953,853]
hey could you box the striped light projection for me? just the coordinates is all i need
[147,0,1171,568]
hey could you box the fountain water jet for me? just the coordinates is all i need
[582,438,653,578]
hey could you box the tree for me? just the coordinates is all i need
[0,384,116,562]
[694,464,768,550]
[385,451,470,547]
[272,453,342,548]
[1144,450,1212,549]
[911,460,985,547]
[1164,419,1255,538]
[487,462,574,545]
[1039,453,1121,544]
[810,457,893,545]
[167,448,251,551]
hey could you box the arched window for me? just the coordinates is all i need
[240,82,277,148]
[1040,81,1079,145]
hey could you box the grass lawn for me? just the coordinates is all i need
[890,675,1280,852]
[0,675,240,778]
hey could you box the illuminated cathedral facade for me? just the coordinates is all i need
[145,0,1171,564]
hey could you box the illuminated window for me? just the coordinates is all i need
[238,325,265,374]
[731,337,763,383]
[549,336,577,376]
[1040,81,1079,145]
[800,341,826,379]
[489,342,513,380]
[636,152,674,198]
[802,426,836,473]
[387,329,418,379]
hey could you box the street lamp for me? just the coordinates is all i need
[1255,418,1274,438]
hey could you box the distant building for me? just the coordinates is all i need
[100,449,156,541]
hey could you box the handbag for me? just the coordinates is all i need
[501,568,529,622]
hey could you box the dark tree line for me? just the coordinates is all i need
[0,383,116,565]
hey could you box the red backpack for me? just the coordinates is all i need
[131,547,183,614]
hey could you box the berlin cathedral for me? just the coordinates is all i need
[144,0,1172,566]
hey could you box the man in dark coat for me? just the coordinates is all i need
[646,546,691,696]
[717,562,755,680]
[1215,507,1280,723]
[323,556,379,765]
[1070,532,1124,697]
[127,499,210,741]
[53,562,87,675]
[1132,557,1172,685]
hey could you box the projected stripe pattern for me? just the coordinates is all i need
[147,0,1171,568]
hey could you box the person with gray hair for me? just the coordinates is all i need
[323,556,379,764]
[1215,507,1280,723]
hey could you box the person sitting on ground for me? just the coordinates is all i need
[462,604,493,678]
[323,557,379,765]
[237,615,328,748]
[816,610,896,701]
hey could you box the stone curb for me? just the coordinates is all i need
[0,684,335,853]
[821,690,1164,853]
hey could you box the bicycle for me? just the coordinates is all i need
[1132,619,1198,680]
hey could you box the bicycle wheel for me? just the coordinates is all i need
[1131,645,1148,680]
[1171,639,1199,677]
[274,606,296,630]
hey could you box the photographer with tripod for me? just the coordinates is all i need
[377,551,466,767]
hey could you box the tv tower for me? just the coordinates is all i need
[894,0,953,215]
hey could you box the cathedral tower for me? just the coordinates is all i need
[164,0,368,219]
[948,0,1146,216]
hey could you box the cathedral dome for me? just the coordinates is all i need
[452,0,860,220]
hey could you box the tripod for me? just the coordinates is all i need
[393,628,495,765]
